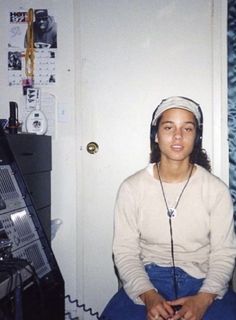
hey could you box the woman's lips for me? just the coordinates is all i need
[171,144,183,151]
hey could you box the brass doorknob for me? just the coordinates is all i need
[86,142,99,154]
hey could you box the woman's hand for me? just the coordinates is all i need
[167,292,216,320]
[140,289,174,320]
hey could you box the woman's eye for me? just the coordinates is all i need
[183,126,192,132]
[164,126,173,130]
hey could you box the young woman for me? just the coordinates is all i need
[101,96,236,320]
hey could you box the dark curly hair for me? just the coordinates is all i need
[150,115,211,172]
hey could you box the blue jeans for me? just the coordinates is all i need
[100,264,236,320]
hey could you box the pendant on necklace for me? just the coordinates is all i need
[167,208,177,218]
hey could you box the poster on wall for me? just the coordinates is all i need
[8,9,57,86]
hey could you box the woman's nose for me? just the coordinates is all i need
[174,128,182,139]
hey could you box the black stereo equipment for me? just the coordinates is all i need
[0,126,64,320]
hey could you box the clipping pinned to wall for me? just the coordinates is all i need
[8,8,57,87]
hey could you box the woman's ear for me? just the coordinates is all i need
[155,134,158,143]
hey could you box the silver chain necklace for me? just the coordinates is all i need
[156,162,194,300]
[157,163,194,218]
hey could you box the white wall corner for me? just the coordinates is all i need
[211,0,229,184]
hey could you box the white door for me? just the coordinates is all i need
[75,1,216,319]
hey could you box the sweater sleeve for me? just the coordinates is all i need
[199,187,236,298]
[113,180,155,304]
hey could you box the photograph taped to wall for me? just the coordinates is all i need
[8,51,22,70]
[24,9,57,49]
[8,11,27,85]
[8,9,57,86]
[8,50,23,85]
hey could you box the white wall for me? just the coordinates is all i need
[0,0,228,319]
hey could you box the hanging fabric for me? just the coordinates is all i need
[227,0,236,224]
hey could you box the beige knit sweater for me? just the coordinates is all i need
[113,164,236,304]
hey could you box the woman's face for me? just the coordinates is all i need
[156,108,197,163]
